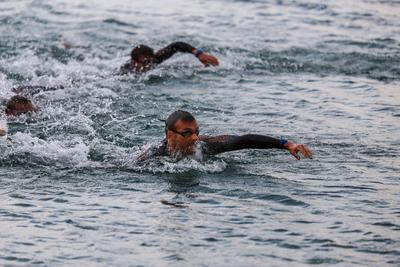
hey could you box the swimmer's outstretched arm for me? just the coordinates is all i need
[200,134,313,160]
[12,85,63,96]
[155,42,219,66]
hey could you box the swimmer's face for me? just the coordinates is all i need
[132,54,155,72]
[167,119,199,155]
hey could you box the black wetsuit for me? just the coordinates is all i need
[12,85,63,96]
[137,134,286,162]
[120,42,196,73]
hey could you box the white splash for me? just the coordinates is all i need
[128,142,227,174]
[2,132,94,167]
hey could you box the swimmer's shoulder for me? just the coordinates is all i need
[136,139,168,162]
[117,62,133,75]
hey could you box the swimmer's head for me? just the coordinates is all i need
[5,95,34,116]
[130,44,156,71]
[165,110,199,155]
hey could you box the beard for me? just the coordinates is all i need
[168,142,201,161]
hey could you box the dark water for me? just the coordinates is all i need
[1,0,399,266]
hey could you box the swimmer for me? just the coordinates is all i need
[5,95,34,116]
[120,42,219,73]
[137,110,313,162]
[1,94,35,140]
[5,85,63,116]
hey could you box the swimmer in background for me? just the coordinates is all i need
[120,42,219,73]
[0,93,35,138]
[5,95,35,117]
[1,84,64,141]
[4,85,63,117]
[137,110,313,162]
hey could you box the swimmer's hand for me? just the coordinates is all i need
[197,53,219,67]
[0,128,6,137]
[284,141,313,160]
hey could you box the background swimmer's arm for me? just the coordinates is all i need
[155,42,219,66]
[12,85,63,96]
[201,134,312,159]
[155,42,195,63]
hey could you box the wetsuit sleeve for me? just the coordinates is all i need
[12,85,64,96]
[154,42,195,64]
[201,134,285,155]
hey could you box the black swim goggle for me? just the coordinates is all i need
[169,127,199,138]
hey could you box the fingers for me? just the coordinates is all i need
[297,145,313,159]
[290,144,313,160]
[209,55,219,66]
[201,60,211,67]
[199,53,219,67]
[208,56,219,66]
[291,150,300,160]
[304,146,313,159]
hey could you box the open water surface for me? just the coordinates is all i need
[0,0,399,266]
